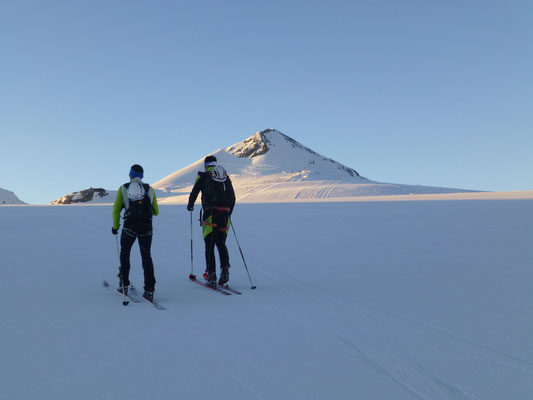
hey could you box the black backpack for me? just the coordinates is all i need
[124,182,153,224]
[205,166,231,206]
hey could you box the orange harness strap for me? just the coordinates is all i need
[202,207,231,231]
[204,206,231,212]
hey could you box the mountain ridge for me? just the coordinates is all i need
[50,129,475,204]
[152,129,474,203]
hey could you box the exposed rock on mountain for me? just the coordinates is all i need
[51,188,110,205]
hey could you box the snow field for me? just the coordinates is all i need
[1,200,532,399]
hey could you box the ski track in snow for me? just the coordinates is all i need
[248,257,533,400]
[247,259,461,399]
[133,203,533,399]
[147,311,263,400]
[99,280,265,400]
[13,209,265,400]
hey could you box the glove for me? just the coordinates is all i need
[111,227,119,235]
[187,204,194,211]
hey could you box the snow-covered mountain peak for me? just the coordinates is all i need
[224,129,361,179]
[227,129,320,160]
[151,129,367,195]
[148,129,474,203]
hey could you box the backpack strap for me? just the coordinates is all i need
[121,183,130,210]
[144,184,155,206]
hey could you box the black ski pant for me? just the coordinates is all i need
[119,222,156,291]
[202,208,230,274]
[204,230,230,274]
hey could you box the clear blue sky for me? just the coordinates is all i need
[1,0,532,204]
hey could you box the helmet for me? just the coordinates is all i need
[204,155,217,171]
[127,181,145,201]
[209,165,228,182]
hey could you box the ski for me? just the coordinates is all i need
[199,274,240,294]
[190,278,232,295]
[219,284,242,295]
[129,287,166,310]
[102,280,140,303]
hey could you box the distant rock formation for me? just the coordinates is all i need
[51,188,109,205]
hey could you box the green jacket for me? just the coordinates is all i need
[112,178,159,230]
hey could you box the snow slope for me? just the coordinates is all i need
[1,200,532,399]
[0,187,25,204]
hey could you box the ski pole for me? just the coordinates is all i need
[115,235,129,306]
[230,221,256,289]
[188,211,196,281]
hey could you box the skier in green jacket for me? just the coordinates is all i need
[112,164,159,302]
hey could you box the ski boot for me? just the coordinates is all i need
[117,272,130,295]
[143,290,154,302]
[219,265,230,285]
[203,268,209,281]
[206,271,217,289]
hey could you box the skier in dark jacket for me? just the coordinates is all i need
[187,156,236,288]
[112,164,159,301]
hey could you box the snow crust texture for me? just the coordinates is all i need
[1,200,532,399]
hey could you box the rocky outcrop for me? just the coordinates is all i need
[228,130,271,158]
[51,188,109,205]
